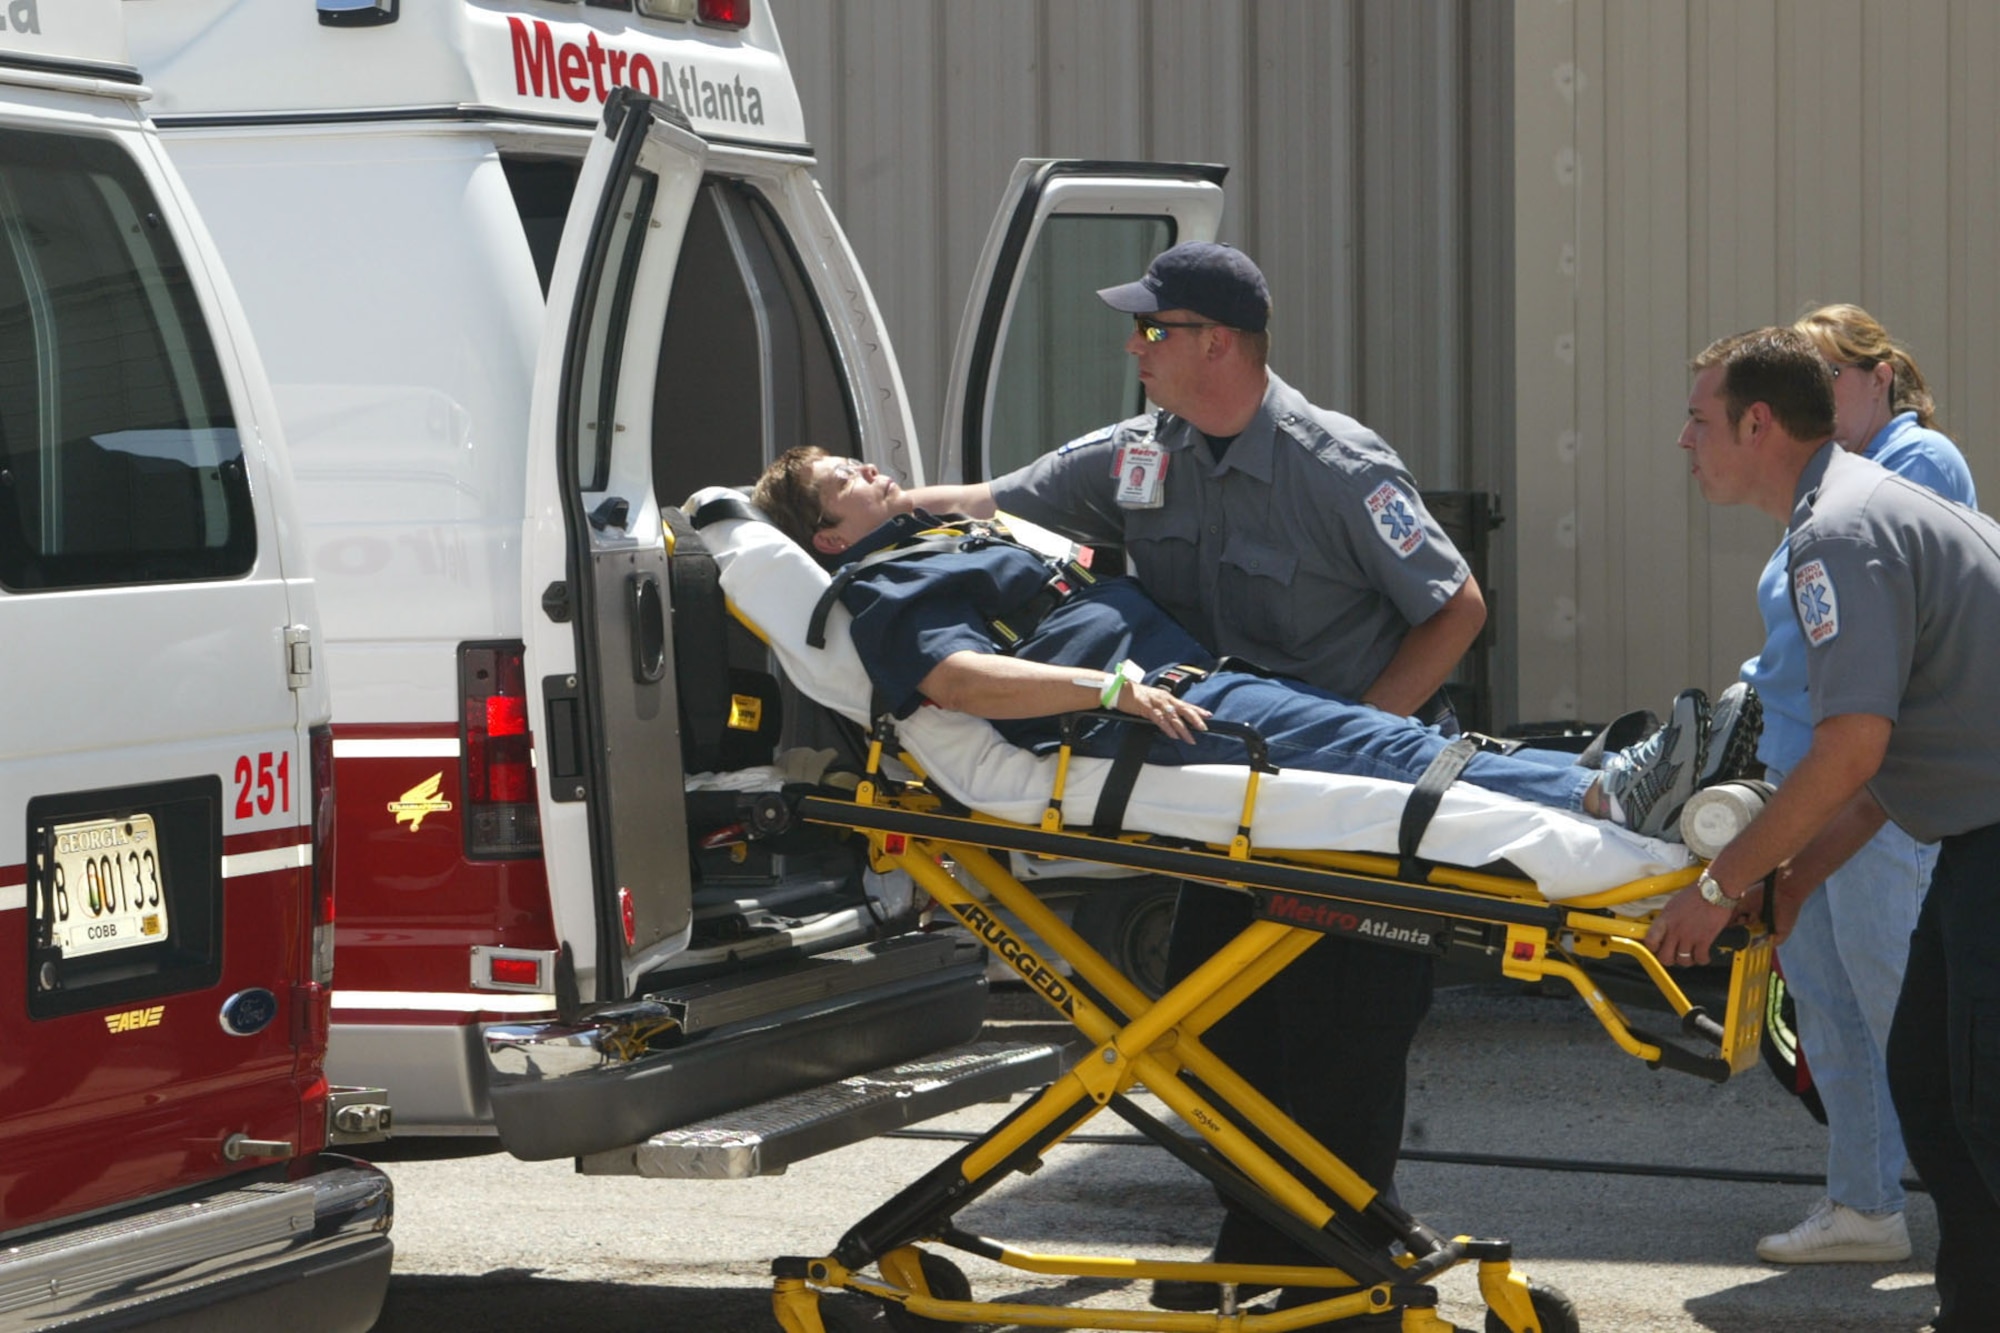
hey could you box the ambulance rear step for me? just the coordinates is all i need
[576,1039,1066,1179]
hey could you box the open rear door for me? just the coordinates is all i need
[523,90,708,1007]
[938,160,1227,484]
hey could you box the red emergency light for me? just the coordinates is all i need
[697,0,751,30]
[488,955,542,988]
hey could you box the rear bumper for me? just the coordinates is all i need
[0,1156,392,1333]
[484,944,991,1160]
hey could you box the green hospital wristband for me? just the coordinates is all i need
[1101,659,1143,709]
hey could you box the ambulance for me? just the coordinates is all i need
[0,1,390,1327]
[123,0,1220,1160]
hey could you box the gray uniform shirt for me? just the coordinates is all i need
[1790,441,2000,842]
[990,371,1468,701]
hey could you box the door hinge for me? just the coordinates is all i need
[284,624,313,691]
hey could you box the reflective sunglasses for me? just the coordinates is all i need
[1135,315,1220,343]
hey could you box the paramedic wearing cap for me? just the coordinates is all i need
[905,240,1485,1319]
[1647,326,2000,1333]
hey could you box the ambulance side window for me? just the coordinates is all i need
[0,130,251,592]
[650,179,859,503]
[985,215,1168,478]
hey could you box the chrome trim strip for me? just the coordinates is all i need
[332,737,460,759]
[221,842,312,878]
[332,989,555,1014]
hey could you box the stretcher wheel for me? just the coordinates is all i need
[882,1251,972,1333]
[1071,878,1178,999]
[1484,1280,1579,1333]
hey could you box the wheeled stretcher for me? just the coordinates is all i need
[686,493,1774,1332]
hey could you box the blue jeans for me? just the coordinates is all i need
[1771,765,1933,1213]
[1162,673,1595,812]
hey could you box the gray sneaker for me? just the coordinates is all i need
[1600,689,1708,838]
[1697,682,1762,788]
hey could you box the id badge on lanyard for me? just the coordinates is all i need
[1113,441,1169,509]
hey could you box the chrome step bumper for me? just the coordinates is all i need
[0,1156,391,1333]
[578,1039,1066,1179]
[484,933,993,1160]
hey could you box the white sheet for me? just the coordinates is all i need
[691,489,1693,899]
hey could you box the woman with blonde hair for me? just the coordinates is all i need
[1742,304,1977,1264]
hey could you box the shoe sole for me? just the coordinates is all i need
[1628,691,1707,838]
[1698,684,1762,788]
[1756,1240,1912,1264]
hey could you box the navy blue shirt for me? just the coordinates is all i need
[835,515,1216,753]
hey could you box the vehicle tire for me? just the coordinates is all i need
[1760,969,1829,1125]
[1484,1280,1580,1333]
[882,1251,973,1333]
[1070,878,1178,1002]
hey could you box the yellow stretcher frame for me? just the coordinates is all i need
[769,723,1775,1333]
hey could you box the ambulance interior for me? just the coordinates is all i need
[507,153,916,978]
[500,149,1186,987]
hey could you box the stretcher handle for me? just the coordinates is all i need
[1058,709,1280,774]
[1646,1015,1733,1084]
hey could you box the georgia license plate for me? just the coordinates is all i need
[46,814,169,958]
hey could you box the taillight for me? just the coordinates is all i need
[696,0,751,29]
[460,643,543,858]
[309,724,336,984]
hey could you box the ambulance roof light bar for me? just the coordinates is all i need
[317,0,397,27]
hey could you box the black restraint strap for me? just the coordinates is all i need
[688,491,764,529]
[663,506,731,773]
[1087,664,1208,838]
[1090,722,1160,839]
[1397,735,1482,881]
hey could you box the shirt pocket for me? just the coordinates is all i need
[1217,534,1300,645]
[1124,503,1203,605]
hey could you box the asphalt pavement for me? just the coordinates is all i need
[367,981,1939,1332]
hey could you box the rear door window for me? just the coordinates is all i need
[0,129,251,591]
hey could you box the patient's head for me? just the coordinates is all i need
[754,446,912,560]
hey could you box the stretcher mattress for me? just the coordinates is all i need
[691,490,1693,898]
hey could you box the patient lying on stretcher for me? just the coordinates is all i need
[753,447,1759,844]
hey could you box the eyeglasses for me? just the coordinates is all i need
[1135,315,1220,343]
[1828,360,1877,380]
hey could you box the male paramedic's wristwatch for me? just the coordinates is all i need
[1695,870,1739,908]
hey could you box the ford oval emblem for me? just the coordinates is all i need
[218,988,278,1037]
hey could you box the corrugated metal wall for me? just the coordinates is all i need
[768,0,1513,502]
[1515,0,2000,725]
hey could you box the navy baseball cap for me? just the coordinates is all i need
[1097,241,1271,333]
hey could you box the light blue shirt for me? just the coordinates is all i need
[1741,411,1978,770]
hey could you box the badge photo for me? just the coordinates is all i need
[1113,441,1168,509]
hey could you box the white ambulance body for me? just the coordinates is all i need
[0,1,392,1327]
[125,0,1222,1158]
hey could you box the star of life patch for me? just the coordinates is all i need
[1365,480,1427,559]
[1793,558,1840,646]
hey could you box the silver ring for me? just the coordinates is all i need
[1676,950,1693,958]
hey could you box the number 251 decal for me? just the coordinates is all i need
[233,752,292,820]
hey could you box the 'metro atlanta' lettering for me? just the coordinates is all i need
[949,901,1076,1018]
[507,18,766,126]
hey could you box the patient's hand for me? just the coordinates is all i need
[1116,679,1211,745]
